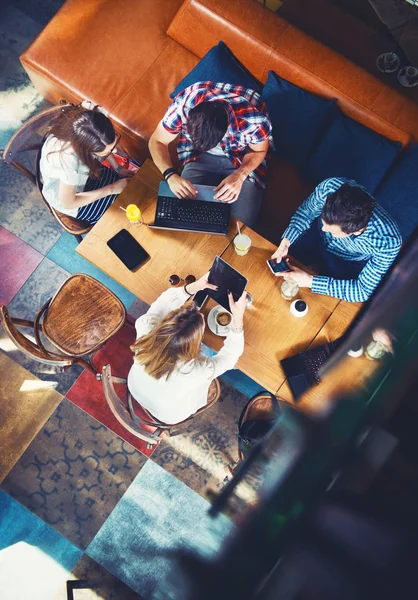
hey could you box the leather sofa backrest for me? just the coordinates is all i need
[167,0,412,146]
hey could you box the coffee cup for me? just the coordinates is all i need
[290,299,308,318]
[215,310,232,334]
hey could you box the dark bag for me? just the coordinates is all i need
[237,391,281,459]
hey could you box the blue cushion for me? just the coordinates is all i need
[170,41,261,99]
[304,110,402,194]
[262,70,335,167]
[375,144,418,241]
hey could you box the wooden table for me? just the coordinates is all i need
[77,161,238,305]
[77,159,368,408]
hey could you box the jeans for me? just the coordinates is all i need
[181,152,264,228]
[290,219,367,280]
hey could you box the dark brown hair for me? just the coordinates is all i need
[131,302,205,380]
[322,182,375,234]
[187,101,229,152]
[48,105,116,178]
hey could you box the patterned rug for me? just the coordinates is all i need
[1,399,147,550]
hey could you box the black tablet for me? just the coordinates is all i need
[207,256,248,312]
[107,229,150,271]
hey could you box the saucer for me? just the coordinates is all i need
[207,305,231,337]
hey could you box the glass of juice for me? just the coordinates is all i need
[125,204,143,227]
[233,233,251,256]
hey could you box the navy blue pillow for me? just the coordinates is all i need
[376,144,418,241]
[170,41,261,99]
[262,70,335,167]
[304,110,402,194]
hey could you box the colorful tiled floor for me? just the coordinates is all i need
[0,2,264,598]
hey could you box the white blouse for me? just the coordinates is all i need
[40,135,90,217]
[127,287,244,424]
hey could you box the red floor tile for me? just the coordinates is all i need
[0,227,43,305]
[66,323,158,457]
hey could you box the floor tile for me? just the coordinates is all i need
[47,232,136,310]
[0,490,82,600]
[1,398,147,550]
[66,323,156,458]
[127,297,150,320]
[0,5,44,56]
[0,257,83,395]
[69,555,144,600]
[86,461,234,599]
[0,353,63,483]
[0,226,43,304]
[10,0,66,28]
[0,161,63,254]
[151,379,248,501]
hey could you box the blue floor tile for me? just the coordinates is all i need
[0,490,82,599]
[47,232,136,310]
[87,461,234,599]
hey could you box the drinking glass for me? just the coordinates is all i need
[233,233,251,256]
[281,279,299,301]
[364,340,386,361]
[125,204,143,227]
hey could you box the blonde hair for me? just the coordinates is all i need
[131,302,205,380]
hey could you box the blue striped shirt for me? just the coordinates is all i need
[282,177,402,302]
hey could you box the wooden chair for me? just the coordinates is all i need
[0,273,126,374]
[0,102,92,242]
[100,363,221,448]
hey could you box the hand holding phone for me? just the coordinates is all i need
[267,257,290,275]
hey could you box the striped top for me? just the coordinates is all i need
[282,177,402,302]
[162,81,273,189]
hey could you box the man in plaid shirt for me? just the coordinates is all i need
[149,81,273,227]
[271,178,402,303]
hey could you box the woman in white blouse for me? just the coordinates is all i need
[40,104,131,224]
[127,272,247,424]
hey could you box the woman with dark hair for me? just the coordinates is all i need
[40,104,132,224]
[128,272,247,424]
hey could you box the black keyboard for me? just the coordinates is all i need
[154,196,230,234]
[303,348,330,385]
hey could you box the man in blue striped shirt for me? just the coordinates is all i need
[271,177,402,303]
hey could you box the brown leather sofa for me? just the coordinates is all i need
[20,0,418,243]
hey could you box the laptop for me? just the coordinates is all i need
[148,181,231,235]
[280,336,345,401]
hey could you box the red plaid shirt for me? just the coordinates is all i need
[162,82,273,189]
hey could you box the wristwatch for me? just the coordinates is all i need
[115,165,123,174]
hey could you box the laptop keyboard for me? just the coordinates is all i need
[304,348,330,384]
[156,197,229,227]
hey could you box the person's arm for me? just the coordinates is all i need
[203,291,247,379]
[135,272,218,338]
[271,177,346,261]
[214,140,269,203]
[310,242,401,302]
[58,178,128,210]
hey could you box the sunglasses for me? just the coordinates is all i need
[101,133,121,158]
[169,274,196,286]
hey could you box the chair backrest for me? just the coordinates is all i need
[101,364,166,445]
[1,102,74,181]
[2,102,92,238]
[0,306,73,367]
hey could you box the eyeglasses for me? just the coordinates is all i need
[169,274,196,286]
[101,133,121,158]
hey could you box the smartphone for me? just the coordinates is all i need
[266,258,289,274]
[107,229,150,271]
[194,290,209,310]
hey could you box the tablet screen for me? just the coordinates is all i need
[107,229,150,271]
[207,256,248,312]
